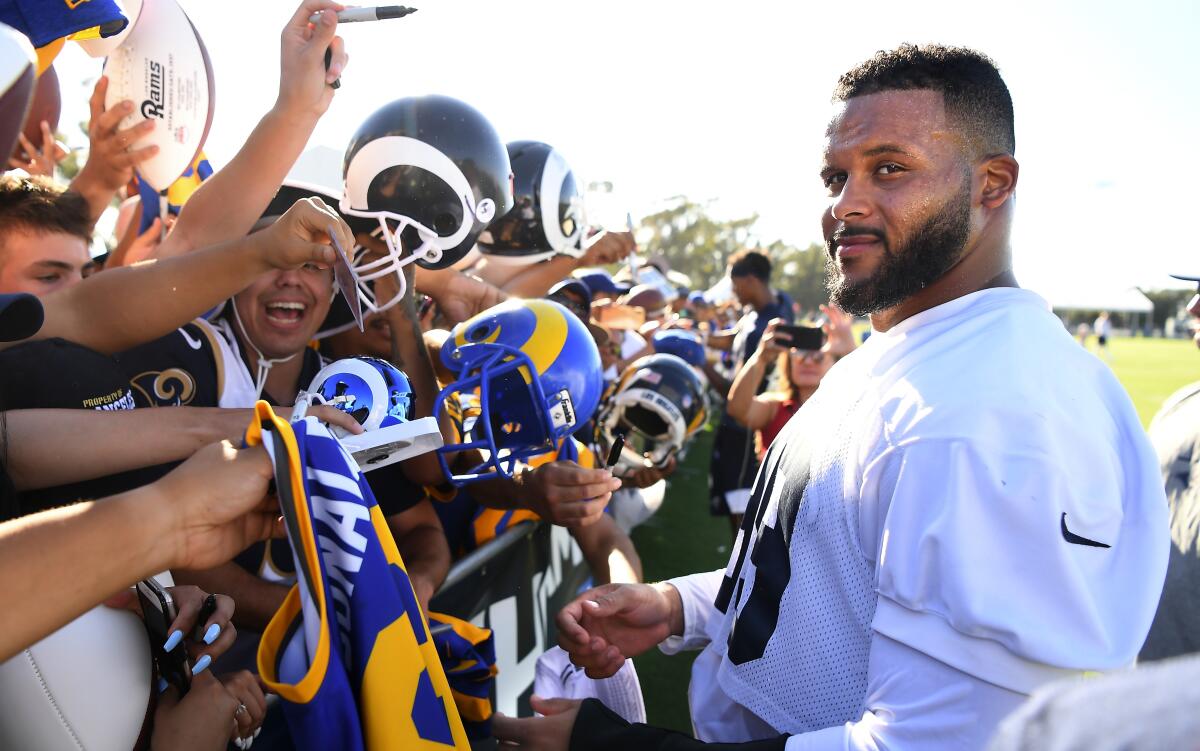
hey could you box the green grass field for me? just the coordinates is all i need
[632,335,1200,733]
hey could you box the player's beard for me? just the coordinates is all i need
[824,177,971,317]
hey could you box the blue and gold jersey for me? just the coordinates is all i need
[249,403,470,750]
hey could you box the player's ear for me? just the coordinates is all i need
[979,155,1018,209]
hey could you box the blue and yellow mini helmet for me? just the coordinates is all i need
[436,299,602,485]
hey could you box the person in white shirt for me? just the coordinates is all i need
[492,43,1168,751]
[1094,311,1113,361]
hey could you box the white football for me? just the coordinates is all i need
[0,605,153,751]
[103,0,214,191]
[0,22,37,161]
[77,0,144,58]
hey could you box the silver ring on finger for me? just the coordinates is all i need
[236,703,248,717]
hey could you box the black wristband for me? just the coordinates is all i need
[569,698,788,751]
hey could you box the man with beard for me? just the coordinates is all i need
[492,44,1167,750]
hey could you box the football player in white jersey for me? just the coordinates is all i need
[494,44,1168,751]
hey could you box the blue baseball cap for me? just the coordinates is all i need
[0,293,43,341]
[687,290,710,306]
[576,270,631,298]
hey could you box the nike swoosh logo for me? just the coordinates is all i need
[179,328,203,351]
[1061,512,1111,548]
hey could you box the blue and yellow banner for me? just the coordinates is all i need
[248,402,470,750]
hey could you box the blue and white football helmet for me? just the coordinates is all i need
[292,356,443,471]
[435,299,602,485]
[651,329,707,369]
[298,356,414,436]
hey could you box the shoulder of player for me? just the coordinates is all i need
[876,305,1130,440]
[1150,380,1200,430]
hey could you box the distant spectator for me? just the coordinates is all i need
[1094,311,1112,361]
[701,249,794,531]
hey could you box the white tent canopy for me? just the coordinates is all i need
[1046,287,1153,314]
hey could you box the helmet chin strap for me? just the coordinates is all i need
[230,301,299,400]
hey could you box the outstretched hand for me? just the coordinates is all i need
[8,120,67,176]
[555,582,680,678]
[69,76,158,210]
[277,0,348,119]
[153,441,283,572]
[518,462,621,528]
[254,196,351,271]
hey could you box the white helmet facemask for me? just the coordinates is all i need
[341,136,497,313]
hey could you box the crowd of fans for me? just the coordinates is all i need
[2,6,1198,750]
[0,3,850,748]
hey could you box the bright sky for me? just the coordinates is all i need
[54,0,1200,300]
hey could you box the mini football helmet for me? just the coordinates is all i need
[341,95,514,307]
[651,330,706,368]
[293,356,415,438]
[595,353,708,474]
[478,140,586,265]
[435,299,602,485]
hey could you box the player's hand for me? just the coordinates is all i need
[151,672,241,751]
[277,0,347,119]
[821,303,856,358]
[74,77,159,193]
[517,462,621,529]
[492,697,581,750]
[8,120,68,176]
[622,455,676,489]
[150,441,283,572]
[252,197,349,271]
[556,582,681,678]
[581,230,635,266]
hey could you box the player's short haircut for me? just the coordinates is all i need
[729,249,771,282]
[833,44,1015,158]
[0,174,92,249]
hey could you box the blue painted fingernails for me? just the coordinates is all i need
[191,654,212,675]
[157,677,168,694]
[202,623,220,645]
[163,630,183,652]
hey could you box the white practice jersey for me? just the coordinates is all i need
[677,288,1167,740]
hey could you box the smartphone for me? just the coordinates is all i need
[775,324,824,351]
[596,303,646,330]
[136,579,191,695]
